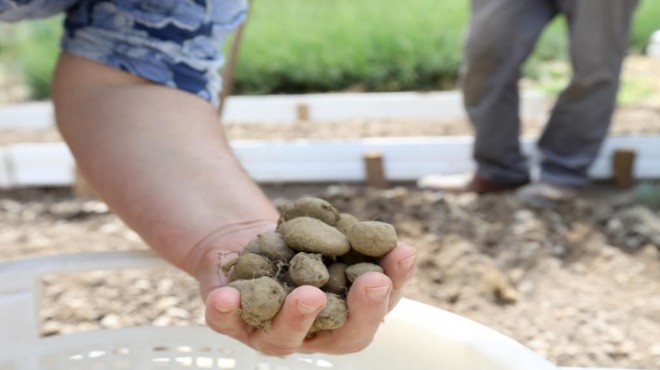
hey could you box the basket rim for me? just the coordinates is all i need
[0,299,558,370]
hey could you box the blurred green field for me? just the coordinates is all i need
[0,0,657,99]
[233,0,468,94]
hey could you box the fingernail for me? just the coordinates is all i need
[297,301,321,315]
[398,254,417,272]
[366,285,391,301]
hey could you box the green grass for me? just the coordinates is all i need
[0,0,657,99]
[531,57,659,107]
[524,1,660,106]
[233,0,658,94]
[232,0,468,94]
[618,75,657,105]
[0,20,62,99]
[631,0,660,53]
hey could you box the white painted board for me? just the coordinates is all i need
[0,102,53,130]
[223,90,547,123]
[231,137,476,182]
[5,143,75,186]
[1,135,659,187]
[0,91,547,129]
[231,135,660,182]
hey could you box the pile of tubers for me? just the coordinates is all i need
[221,197,398,336]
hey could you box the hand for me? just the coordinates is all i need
[190,222,417,356]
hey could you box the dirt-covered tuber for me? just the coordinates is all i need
[222,197,399,334]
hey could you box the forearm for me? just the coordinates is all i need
[52,53,279,274]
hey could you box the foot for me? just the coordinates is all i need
[516,182,579,207]
[417,173,529,194]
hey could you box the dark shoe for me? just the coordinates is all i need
[417,173,529,194]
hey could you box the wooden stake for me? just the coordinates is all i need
[363,152,388,188]
[217,0,251,119]
[296,103,310,122]
[612,149,636,189]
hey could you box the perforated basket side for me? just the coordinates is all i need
[0,326,356,370]
[0,299,560,370]
[0,252,560,370]
[0,251,165,344]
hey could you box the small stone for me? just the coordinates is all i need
[42,320,62,336]
[100,314,121,329]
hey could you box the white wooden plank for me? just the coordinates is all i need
[589,158,660,179]
[2,135,660,187]
[522,135,660,157]
[222,91,547,123]
[222,96,299,123]
[523,135,660,178]
[5,143,75,186]
[234,135,660,182]
[307,92,465,121]
[0,102,53,130]
[0,91,545,128]
[300,90,542,121]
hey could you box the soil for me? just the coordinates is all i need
[1,56,660,369]
[2,185,660,369]
[0,104,658,145]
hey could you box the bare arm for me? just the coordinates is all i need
[53,52,416,355]
[53,52,278,272]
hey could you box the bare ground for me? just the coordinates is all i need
[1,184,660,369]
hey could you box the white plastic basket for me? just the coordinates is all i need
[0,251,558,370]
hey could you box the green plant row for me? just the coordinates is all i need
[0,0,657,99]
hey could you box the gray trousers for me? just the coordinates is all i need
[463,0,639,187]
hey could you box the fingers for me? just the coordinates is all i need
[380,242,417,310]
[302,272,392,354]
[252,286,327,356]
[205,286,251,344]
[204,243,416,356]
[206,285,328,356]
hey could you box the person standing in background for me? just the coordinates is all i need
[419,0,640,206]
